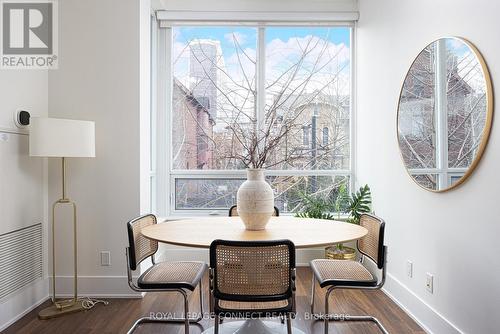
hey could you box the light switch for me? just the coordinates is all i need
[426,273,434,293]
[100,251,111,266]
[406,260,413,278]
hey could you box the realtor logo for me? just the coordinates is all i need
[1,0,58,69]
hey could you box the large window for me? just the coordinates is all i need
[157,24,353,215]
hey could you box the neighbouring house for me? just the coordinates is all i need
[172,78,215,170]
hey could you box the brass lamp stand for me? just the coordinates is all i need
[29,117,99,320]
[38,157,86,319]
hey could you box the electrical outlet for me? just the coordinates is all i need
[406,260,413,278]
[100,251,111,266]
[426,273,434,293]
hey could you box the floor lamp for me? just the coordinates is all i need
[29,117,96,319]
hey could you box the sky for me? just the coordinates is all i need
[173,26,351,95]
[174,26,350,55]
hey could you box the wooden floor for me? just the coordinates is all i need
[4,268,424,334]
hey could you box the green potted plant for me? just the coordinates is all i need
[346,184,372,224]
[295,184,372,260]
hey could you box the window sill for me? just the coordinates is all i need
[158,213,350,223]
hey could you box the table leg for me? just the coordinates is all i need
[201,318,305,334]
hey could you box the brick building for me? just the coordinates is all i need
[172,78,215,170]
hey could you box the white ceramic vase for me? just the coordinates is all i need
[236,169,275,230]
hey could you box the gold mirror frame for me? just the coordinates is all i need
[397,37,494,192]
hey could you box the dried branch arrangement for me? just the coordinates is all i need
[183,31,350,169]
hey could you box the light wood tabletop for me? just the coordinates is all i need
[141,216,368,249]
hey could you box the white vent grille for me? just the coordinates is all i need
[0,223,43,300]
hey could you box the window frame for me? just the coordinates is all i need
[153,20,356,217]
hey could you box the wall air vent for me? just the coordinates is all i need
[0,223,43,300]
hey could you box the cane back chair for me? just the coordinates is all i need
[209,239,296,334]
[310,213,388,334]
[228,205,280,217]
[125,214,207,334]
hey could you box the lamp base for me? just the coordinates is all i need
[38,301,86,320]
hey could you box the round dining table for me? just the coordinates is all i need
[141,216,368,334]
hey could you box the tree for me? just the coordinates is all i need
[172,28,351,209]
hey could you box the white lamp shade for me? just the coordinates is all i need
[29,117,95,158]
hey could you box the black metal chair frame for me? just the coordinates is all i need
[125,214,205,334]
[310,213,389,334]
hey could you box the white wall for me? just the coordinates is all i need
[357,1,500,333]
[47,0,143,296]
[0,71,47,131]
[0,67,48,330]
[140,0,152,214]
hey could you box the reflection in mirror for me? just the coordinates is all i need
[397,37,492,191]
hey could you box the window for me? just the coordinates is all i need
[303,126,310,146]
[323,127,329,146]
[156,23,354,215]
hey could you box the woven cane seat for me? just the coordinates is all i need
[310,259,377,288]
[215,298,292,317]
[137,261,207,291]
[218,299,290,311]
[214,300,293,317]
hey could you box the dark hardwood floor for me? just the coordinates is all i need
[3,268,424,334]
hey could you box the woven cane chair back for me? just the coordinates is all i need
[210,240,295,300]
[228,205,280,217]
[127,214,158,270]
[358,213,385,269]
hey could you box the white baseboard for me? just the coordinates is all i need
[382,273,464,334]
[296,248,325,265]
[51,275,142,298]
[0,278,49,331]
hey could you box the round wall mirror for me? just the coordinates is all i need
[397,37,493,192]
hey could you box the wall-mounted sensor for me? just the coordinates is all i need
[14,110,31,128]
